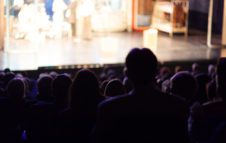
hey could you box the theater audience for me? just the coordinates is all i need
[191,63,201,76]
[36,74,54,102]
[104,78,125,98]
[58,69,104,143]
[174,65,184,73]
[24,74,56,143]
[52,74,72,112]
[208,64,216,79]
[0,78,26,143]
[170,71,197,105]
[0,50,225,143]
[3,72,16,89]
[189,58,226,143]
[92,48,189,143]
[100,80,109,95]
[122,76,133,93]
[193,73,211,104]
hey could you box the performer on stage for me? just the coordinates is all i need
[67,0,79,38]
[44,0,54,21]
[52,0,67,39]
[77,0,94,40]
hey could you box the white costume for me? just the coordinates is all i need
[52,0,68,38]
[77,0,94,40]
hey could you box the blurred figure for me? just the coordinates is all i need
[52,74,72,112]
[194,73,211,104]
[77,0,94,40]
[52,0,67,38]
[59,69,104,143]
[174,65,184,73]
[189,58,226,143]
[44,0,54,21]
[0,78,26,143]
[208,64,216,79]
[36,75,54,102]
[104,78,125,98]
[92,48,189,143]
[24,74,55,143]
[191,63,201,76]
[67,0,79,38]
[170,71,197,105]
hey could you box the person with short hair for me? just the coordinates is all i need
[92,48,189,143]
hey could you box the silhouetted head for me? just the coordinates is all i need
[104,78,125,98]
[174,66,184,73]
[100,80,109,94]
[37,74,53,101]
[157,66,172,87]
[125,48,158,87]
[3,68,11,73]
[216,58,226,101]
[208,64,216,79]
[170,71,197,103]
[3,72,16,89]
[70,69,102,111]
[49,71,59,79]
[194,73,211,103]
[159,66,171,79]
[192,63,200,76]
[52,74,72,109]
[6,78,25,101]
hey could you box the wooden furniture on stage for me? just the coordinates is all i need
[151,0,189,37]
[132,0,154,31]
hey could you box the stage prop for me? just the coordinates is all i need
[132,0,154,31]
[151,0,189,37]
[143,28,158,53]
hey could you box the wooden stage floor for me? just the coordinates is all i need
[0,31,223,71]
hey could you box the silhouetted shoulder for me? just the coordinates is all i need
[99,89,188,114]
[98,93,129,109]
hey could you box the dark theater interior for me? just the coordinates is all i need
[0,0,226,143]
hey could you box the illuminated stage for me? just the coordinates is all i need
[0,31,222,71]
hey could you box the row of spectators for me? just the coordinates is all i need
[0,48,225,143]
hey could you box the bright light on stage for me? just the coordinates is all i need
[143,28,158,54]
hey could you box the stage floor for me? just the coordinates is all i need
[0,31,223,71]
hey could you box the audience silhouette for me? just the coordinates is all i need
[92,48,189,143]
[58,69,104,143]
[104,78,125,98]
[0,48,225,143]
[189,58,226,143]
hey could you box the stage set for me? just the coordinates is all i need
[0,0,226,71]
